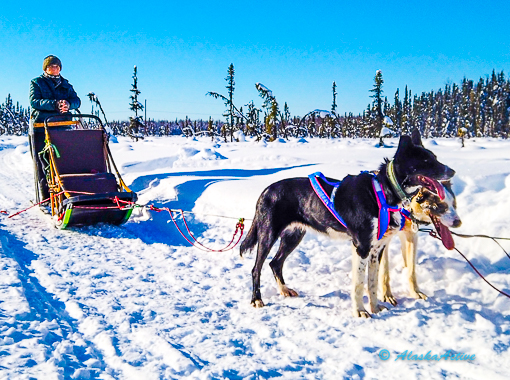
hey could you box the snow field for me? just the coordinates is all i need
[0,135,509,379]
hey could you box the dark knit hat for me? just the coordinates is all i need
[43,55,62,71]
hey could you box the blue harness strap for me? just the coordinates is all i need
[309,171,410,240]
[400,208,412,227]
[308,172,348,229]
[371,175,408,239]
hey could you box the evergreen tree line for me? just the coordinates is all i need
[1,69,509,139]
[0,94,30,135]
[106,118,224,138]
[381,69,510,139]
[204,66,510,141]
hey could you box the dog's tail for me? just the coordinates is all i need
[240,219,258,257]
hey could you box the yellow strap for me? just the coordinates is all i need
[33,121,79,128]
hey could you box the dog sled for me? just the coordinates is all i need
[29,114,137,229]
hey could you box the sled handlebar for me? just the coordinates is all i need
[32,114,105,131]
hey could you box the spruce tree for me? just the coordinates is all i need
[244,101,261,138]
[226,63,235,134]
[393,89,402,134]
[208,116,215,140]
[401,86,411,135]
[129,65,143,119]
[256,83,279,140]
[331,81,338,114]
[206,63,245,141]
[369,70,384,139]
[129,65,144,140]
[282,102,291,138]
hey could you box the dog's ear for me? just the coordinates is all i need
[397,134,413,153]
[411,128,423,146]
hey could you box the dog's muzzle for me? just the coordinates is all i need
[443,166,455,180]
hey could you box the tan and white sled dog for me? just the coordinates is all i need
[379,181,462,305]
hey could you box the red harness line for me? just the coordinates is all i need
[109,199,245,252]
[148,205,245,252]
[3,195,245,253]
[428,230,510,300]
[5,190,95,219]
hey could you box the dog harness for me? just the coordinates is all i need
[370,173,411,239]
[308,172,348,228]
[308,172,410,240]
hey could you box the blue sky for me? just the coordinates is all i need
[1,1,509,121]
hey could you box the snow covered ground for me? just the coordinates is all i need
[1,134,510,379]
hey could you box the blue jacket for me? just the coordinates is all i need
[29,74,81,123]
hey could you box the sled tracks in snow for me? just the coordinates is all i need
[0,231,108,379]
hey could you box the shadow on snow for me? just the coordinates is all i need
[0,228,107,378]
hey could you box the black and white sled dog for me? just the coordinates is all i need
[379,179,461,305]
[240,130,455,318]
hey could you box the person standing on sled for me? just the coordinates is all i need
[29,55,81,125]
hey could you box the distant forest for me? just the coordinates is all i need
[1,68,509,141]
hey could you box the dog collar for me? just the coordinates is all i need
[387,160,411,204]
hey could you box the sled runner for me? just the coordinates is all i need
[29,114,137,229]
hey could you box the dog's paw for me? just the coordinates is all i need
[371,304,388,314]
[280,285,299,297]
[380,294,398,306]
[411,291,428,300]
[251,299,265,308]
[353,309,372,318]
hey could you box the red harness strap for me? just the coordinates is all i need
[149,205,244,252]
